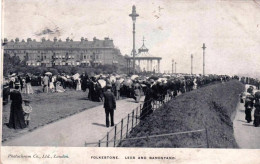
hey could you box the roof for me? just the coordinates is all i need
[133,41,161,59]
[3,37,115,50]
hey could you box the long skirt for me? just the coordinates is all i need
[134,89,141,103]
[8,102,26,129]
[25,83,34,94]
[140,98,153,120]
[76,83,81,91]
[254,109,260,126]
[49,82,55,90]
[245,108,252,122]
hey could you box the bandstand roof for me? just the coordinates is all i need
[126,39,161,60]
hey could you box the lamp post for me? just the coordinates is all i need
[202,43,206,75]
[175,62,177,73]
[129,5,139,74]
[172,59,174,74]
[191,54,193,75]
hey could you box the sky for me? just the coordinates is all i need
[2,0,260,77]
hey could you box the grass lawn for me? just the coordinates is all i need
[119,80,244,148]
[2,86,103,142]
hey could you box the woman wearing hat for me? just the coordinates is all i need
[25,74,34,94]
[8,84,27,129]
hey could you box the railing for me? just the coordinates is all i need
[86,127,209,148]
[85,94,174,147]
[84,80,221,147]
[118,128,209,148]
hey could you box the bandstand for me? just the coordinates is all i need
[126,38,162,73]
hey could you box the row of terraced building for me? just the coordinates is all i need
[2,37,127,68]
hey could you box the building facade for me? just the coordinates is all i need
[2,37,126,68]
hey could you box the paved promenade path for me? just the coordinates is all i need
[233,85,260,149]
[3,97,144,147]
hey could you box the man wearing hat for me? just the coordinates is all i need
[103,84,116,127]
[115,77,121,100]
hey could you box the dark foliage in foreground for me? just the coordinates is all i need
[3,53,125,76]
[119,80,244,148]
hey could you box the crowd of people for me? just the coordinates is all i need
[240,77,260,90]
[3,71,240,129]
[240,77,260,127]
[3,72,236,104]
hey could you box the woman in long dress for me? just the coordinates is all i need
[133,82,141,103]
[25,75,34,94]
[140,83,154,120]
[49,76,55,92]
[76,78,82,91]
[8,84,27,129]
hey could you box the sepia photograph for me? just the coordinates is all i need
[1,0,260,163]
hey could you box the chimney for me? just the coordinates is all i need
[27,38,32,42]
[66,37,70,42]
[54,37,57,42]
[81,37,84,42]
[84,38,88,41]
[41,37,46,42]
[21,39,25,42]
[4,38,8,43]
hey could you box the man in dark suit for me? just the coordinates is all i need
[103,84,116,127]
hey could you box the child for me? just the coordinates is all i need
[22,99,32,126]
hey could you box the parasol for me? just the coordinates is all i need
[157,78,168,83]
[110,76,116,83]
[98,79,106,88]
[119,78,124,83]
[131,75,139,80]
[45,72,52,75]
[61,76,67,81]
[72,73,80,80]
[11,73,16,77]
[124,78,133,86]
